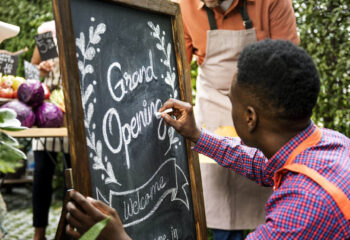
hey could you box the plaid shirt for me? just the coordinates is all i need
[193,123,350,239]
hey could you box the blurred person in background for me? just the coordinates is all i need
[31,20,70,240]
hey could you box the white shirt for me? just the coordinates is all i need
[220,0,234,12]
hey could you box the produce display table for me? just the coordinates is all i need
[3,127,68,138]
[1,127,68,189]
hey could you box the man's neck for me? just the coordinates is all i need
[256,119,311,159]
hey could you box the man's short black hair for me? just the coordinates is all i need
[237,39,320,120]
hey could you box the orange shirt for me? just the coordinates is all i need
[180,0,300,65]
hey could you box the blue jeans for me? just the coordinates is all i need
[212,229,244,240]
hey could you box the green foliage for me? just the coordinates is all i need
[190,60,198,104]
[0,0,53,76]
[79,217,110,240]
[293,0,350,136]
[0,109,27,174]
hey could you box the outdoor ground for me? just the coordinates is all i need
[1,187,62,240]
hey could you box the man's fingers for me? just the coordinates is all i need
[66,224,81,239]
[159,98,192,113]
[88,197,112,215]
[66,201,87,221]
[66,211,84,231]
[88,197,123,221]
[159,99,176,112]
[69,191,97,216]
[162,113,180,129]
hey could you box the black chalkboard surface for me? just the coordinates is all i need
[0,53,18,75]
[53,0,206,239]
[34,32,58,61]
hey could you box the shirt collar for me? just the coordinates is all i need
[264,122,317,178]
[197,0,255,10]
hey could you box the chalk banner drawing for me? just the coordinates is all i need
[71,1,196,238]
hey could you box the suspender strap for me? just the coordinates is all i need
[205,0,253,31]
[283,164,350,220]
[205,6,217,30]
[274,128,322,188]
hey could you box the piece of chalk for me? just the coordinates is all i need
[155,108,173,117]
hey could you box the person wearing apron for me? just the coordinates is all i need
[31,21,70,240]
[179,0,299,238]
[159,39,350,239]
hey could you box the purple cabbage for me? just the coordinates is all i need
[17,80,44,107]
[35,102,63,128]
[1,100,36,127]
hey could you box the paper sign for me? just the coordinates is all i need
[24,60,40,80]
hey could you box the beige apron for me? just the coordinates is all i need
[195,4,272,230]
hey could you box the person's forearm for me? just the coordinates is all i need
[193,129,272,186]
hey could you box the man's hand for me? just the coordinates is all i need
[66,190,131,240]
[159,98,201,143]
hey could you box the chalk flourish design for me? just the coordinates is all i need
[148,21,181,156]
[147,21,178,99]
[76,20,121,186]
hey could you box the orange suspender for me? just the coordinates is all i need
[273,128,350,220]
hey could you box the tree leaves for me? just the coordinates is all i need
[293,0,350,136]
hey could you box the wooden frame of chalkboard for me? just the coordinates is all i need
[53,0,207,239]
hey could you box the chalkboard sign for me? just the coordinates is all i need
[34,32,58,61]
[53,0,206,239]
[0,53,18,75]
[24,60,40,80]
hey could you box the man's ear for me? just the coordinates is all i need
[245,106,257,132]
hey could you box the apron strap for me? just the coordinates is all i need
[238,0,253,29]
[282,164,350,220]
[205,0,253,30]
[205,6,217,30]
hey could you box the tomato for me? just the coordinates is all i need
[42,83,50,99]
[1,78,13,88]
[0,87,14,98]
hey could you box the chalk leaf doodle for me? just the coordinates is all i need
[75,19,121,186]
[148,21,178,99]
[148,21,182,156]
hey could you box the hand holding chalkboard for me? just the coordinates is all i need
[34,32,58,61]
[66,190,132,240]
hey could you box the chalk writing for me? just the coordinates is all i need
[34,32,58,61]
[97,158,189,228]
[0,53,18,75]
[24,60,40,80]
[102,99,165,169]
[107,50,157,102]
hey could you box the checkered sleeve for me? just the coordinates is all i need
[246,186,341,239]
[193,129,271,186]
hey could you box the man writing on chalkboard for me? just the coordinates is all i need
[177,0,299,238]
[65,40,350,239]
